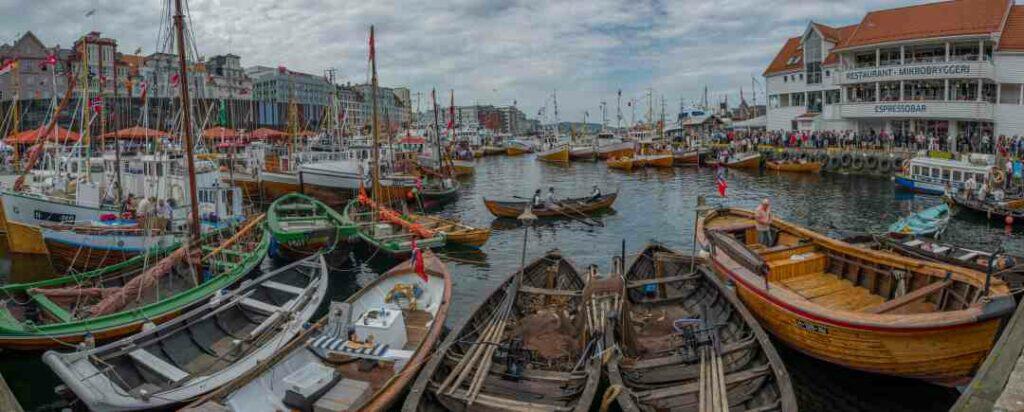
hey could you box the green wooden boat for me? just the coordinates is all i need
[267,192,355,261]
[0,215,269,350]
[343,198,445,258]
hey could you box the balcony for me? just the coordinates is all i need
[836,101,994,120]
[836,61,994,85]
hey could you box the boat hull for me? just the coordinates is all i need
[725,154,762,169]
[597,142,634,160]
[536,145,570,163]
[483,193,617,218]
[506,146,529,156]
[894,175,945,195]
[636,154,673,168]
[767,161,822,173]
[606,157,634,171]
[569,146,597,160]
[42,229,178,274]
[673,149,705,165]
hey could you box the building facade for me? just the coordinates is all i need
[205,54,252,100]
[765,0,1024,141]
[0,32,71,102]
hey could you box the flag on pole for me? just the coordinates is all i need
[0,60,18,76]
[89,96,104,113]
[139,81,148,100]
[170,73,180,87]
[411,239,428,282]
[715,166,728,197]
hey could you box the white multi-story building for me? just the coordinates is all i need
[765,0,1024,140]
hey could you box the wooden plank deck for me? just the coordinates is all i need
[777,272,885,312]
[952,298,1024,411]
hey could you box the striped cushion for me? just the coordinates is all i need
[309,335,389,357]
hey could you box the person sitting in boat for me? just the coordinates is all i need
[979,180,990,201]
[532,189,544,209]
[754,198,773,247]
[589,185,602,201]
[964,175,977,200]
[993,188,1006,202]
[546,187,558,208]
[121,193,137,219]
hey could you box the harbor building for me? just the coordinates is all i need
[765,0,1024,142]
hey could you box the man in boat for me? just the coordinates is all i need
[964,175,977,200]
[546,187,558,209]
[755,198,773,246]
[532,189,544,209]
[589,185,602,201]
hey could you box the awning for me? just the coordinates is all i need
[99,126,170,140]
[4,126,81,144]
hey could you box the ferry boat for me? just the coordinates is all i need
[894,154,996,195]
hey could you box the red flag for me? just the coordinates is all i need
[277,66,287,74]
[139,81,148,100]
[89,97,104,113]
[715,166,728,197]
[411,239,427,282]
[170,73,180,87]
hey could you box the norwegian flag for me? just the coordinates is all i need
[715,166,728,197]
[414,176,423,191]
[139,81,148,100]
[38,54,57,70]
[89,97,104,113]
[411,239,428,283]
[170,73,180,87]
[0,60,17,76]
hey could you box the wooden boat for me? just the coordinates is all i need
[635,153,674,168]
[43,254,329,410]
[483,145,505,156]
[483,192,618,218]
[698,208,1015,386]
[416,178,461,208]
[597,141,635,160]
[867,235,1024,291]
[570,145,598,160]
[452,160,475,176]
[343,196,446,257]
[607,156,635,171]
[0,216,269,350]
[672,147,707,166]
[410,214,491,248]
[887,204,950,238]
[401,250,601,412]
[945,194,1024,225]
[267,192,355,261]
[536,144,570,164]
[766,160,821,173]
[188,251,452,412]
[724,153,762,170]
[41,222,178,274]
[608,244,797,412]
[505,141,532,156]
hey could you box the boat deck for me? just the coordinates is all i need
[775,273,887,312]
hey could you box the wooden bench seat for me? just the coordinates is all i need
[862,280,951,314]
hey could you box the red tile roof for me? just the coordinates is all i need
[764,37,802,76]
[1000,5,1024,51]
[823,25,858,65]
[837,0,1011,50]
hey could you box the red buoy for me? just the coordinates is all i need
[1007,216,1015,226]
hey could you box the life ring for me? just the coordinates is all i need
[840,154,853,167]
[878,158,893,173]
[851,156,864,170]
[828,156,840,169]
[992,169,1006,185]
[816,153,829,164]
[865,155,878,170]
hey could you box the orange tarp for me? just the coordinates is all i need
[99,126,170,140]
[4,126,81,144]
[249,128,287,140]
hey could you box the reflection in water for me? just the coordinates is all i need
[1,154,1019,410]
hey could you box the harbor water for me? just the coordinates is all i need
[1,154,1020,411]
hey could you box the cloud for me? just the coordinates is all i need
[0,0,926,122]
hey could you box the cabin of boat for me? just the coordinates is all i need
[698,208,1014,386]
[609,244,797,412]
[895,155,995,195]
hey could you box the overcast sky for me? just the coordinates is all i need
[2,0,928,123]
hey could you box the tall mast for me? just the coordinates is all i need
[173,0,201,241]
[11,61,19,172]
[369,25,382,201]
[431,88,442,167]
[80,35,91,181]
[616,89,622,131]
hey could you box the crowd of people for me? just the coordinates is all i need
[701,129,1024,158]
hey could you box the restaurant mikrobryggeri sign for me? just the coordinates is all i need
[838,62,990,84]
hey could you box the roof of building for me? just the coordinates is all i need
[837,0,1011,50]
[999,5,1024,51]
[763,37,803,75]
[822,25,858,65]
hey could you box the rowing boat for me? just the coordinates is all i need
[483,192,618,218]
[409,214,491,248]
[724,153,761,169]
[342,197,445,258]
[945,194,1024,225]
[607,244,797,411]
[537,144,571,164]
[887,204,950,238]
[416,178,461,208]
[401,250,601,411]
[607,156,635,171]
[267,192,354,262]
[43,254,329,410]
[698,208,1014,386]
[188,251,452,412]
[0,215,269,350]
[859,235,1024,292]
[766,160,821,173]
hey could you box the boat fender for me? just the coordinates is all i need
[828,156,840,169]
[878,158,893,173]
[865,155,878,170]
[851,156,864,170]
[993,169,1006,185]
[840,153,853,167]
[816,153,829,164]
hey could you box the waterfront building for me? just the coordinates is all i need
[140,52,207,99]
[0,32,70,102]
[765,0,1024,143]
[205,54,253,100]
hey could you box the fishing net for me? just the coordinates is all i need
[515,308,578,361]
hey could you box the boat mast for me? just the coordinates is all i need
[431,88,442,169]
[173,0,201,241]
[80,35,91,182]
[369,25,382,203]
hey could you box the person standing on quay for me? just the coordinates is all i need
[755,199,773,247]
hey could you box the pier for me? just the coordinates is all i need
[954,297,1024,412]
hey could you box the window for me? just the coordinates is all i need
[808,91,823,112]
[1000,84,1022,104]
[950,43,979,62]
[879,48,901,66]
[953,171,962,182]
[791,92,805,106]
[913,166,922,176]
[769,94,780,108]
[846,83,876,103]
[942,169,950,181]
[983,81,997,103]
[854,52,875,68]
[950,79,978,101]
[805,32,822,84]
[825,89,841,104]
[880,81,900,102]
[931,168,939,178]
[904,80,945,101]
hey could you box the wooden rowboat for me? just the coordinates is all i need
[862,235,1024,292]
[188,251,452,412]
[0,216,269,350]
[607,156,635,171]
[483,192,617,219]
[410,214,492,248]
[267,192,354,262]
[401,250,601,412]
[887,204,950,239]
[342,198,446,258]
[698,208,1015,386]
[766,160,821,173]
[945,194,1024,225]
[44,254,329,410]
[724,153,762,169]
[536,144,570,164]
[607,244,797,412]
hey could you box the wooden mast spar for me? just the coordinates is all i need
[370,25,382,206]
[173,0,201,241]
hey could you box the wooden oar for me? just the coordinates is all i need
[511,196,600,227]
[557,200,605,227]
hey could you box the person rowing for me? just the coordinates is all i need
[532,189,544,209]
[546,187,558,209]
[589,185,602,201]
